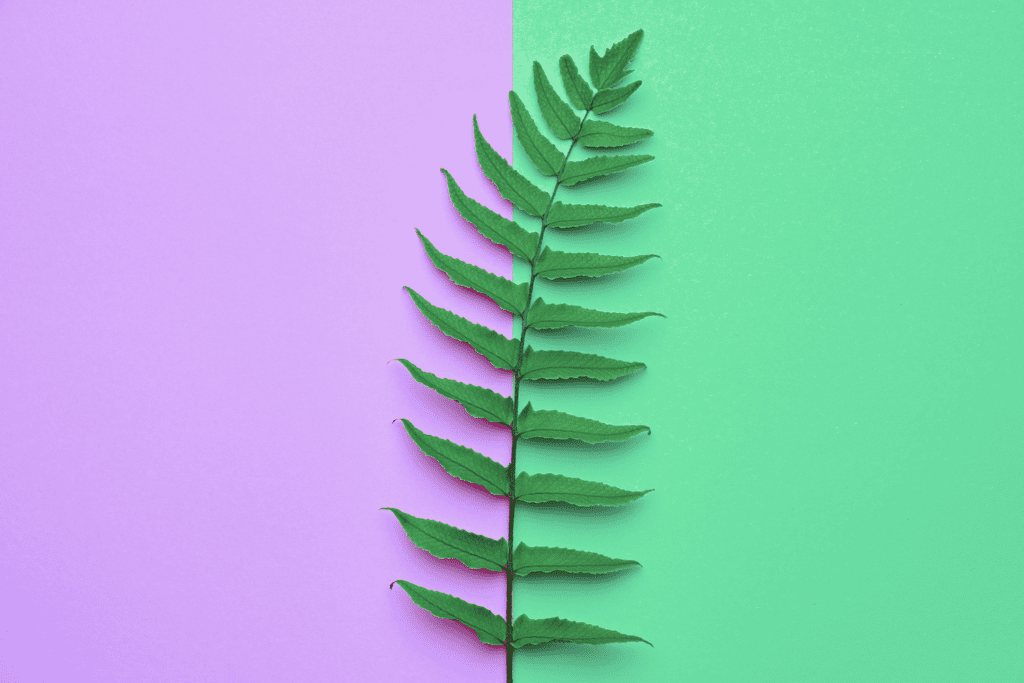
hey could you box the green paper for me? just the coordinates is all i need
[514,3,1023,681]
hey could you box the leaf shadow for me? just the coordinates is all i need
[515,639,651,670]
[516,496,650,528]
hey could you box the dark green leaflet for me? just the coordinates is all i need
[512,543,639,576]
[559,54,593,110]
[396,359,514,426]
[399,419,508,496]
[547,201,661,228]
[515,471,651,506]
[588,29,644,90]
[534,247,658,280]
[391,30,657,679]
[511,614,651,648]
[517,402,650,443]
[577,120,653,148]
[441,169,539,260]
[416,229,529,315]
[384,508,508,571]
[560,153,654,187]
[592,80,643,115]
[509,90,563,177]
[405,288,519,370]
[527,298,664,330]
[519,347,645,382]
[533,61,580,140]
[473,115,551,217]
[391,580,506,646]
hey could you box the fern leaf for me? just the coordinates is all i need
[405,287,519,370]
[526,298,663,330]
[511,614,650,648]
[592,81,643,115]
[416,229,528,315]
[512,543,639,576]
[519,347,645,382]
[533,61,581,140]
[560,153,654,187]
[577,120,653,148]
[516,471,651,506]
[589,29,644,91]
[509,91,564,177]
[399,419,509,496]
[516,402,649,443]
[547,201,661,229]
[474,116,551,217]
[391,580,507,646]
[559,54,593,110]
[396,359,514,426]
[441,169,539,260]
[534,247,658,280]
[384,507,507,571]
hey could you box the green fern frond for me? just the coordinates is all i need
[387,30,660,681]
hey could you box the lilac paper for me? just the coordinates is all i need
[0,2,512,680]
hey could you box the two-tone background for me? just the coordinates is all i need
[1,1,1020,681]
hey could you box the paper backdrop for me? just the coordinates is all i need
[2,1,1022,682]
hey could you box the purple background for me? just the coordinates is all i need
[0,2,513,680]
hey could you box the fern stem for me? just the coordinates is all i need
[504,97,597,683]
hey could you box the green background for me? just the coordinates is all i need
[511,2,1022,681]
